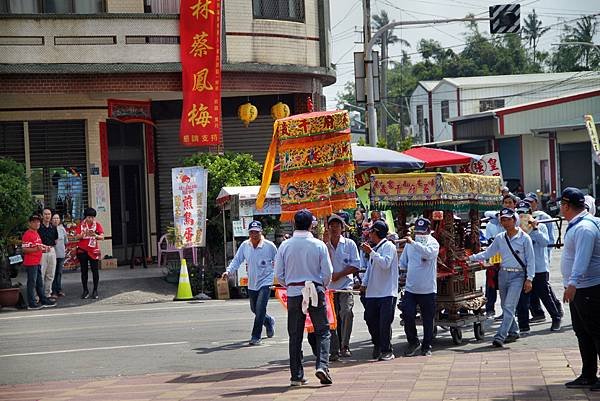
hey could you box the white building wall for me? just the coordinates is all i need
[430,81,457,143]
[502,96,600,135]
[410,85,430,143]
[521,134,550,193]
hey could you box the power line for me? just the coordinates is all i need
[331,0,361,31]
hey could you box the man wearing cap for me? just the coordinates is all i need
[523,192,562,323]
[222,220,278,346]
[400,217,440,357]
[325,214,361,360]
[275,209,333,386]
[514,201,562,333]
[21,214,56,309]
[360,219,399,361]
[559,187,600,391]
[469,207,535,347]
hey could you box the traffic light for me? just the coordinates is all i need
[489,4,520,34]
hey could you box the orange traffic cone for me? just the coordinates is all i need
[173,258,194,301]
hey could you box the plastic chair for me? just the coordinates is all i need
[157,234,198,266]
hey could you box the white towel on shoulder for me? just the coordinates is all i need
[301,281,318,314]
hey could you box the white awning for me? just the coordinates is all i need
[216,184,280,205]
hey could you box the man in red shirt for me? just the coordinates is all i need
[22,214,56,309]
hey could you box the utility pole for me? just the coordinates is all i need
[362,0,374,145]
[380,30,388,148]
[364,17,491,146]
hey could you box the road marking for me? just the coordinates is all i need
[0,303,239,321]
[0,341,189,358]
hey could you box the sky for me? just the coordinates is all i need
[323,0,599,110]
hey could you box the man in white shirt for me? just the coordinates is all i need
[400,218,440,357]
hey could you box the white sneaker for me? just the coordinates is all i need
[290,378,308,387]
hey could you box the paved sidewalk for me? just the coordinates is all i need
[2,348,599,401]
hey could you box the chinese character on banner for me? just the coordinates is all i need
[179,0,221,146]
[461,152,503,179]
[172,167,208,248]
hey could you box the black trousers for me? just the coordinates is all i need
[364,296,397,354]
[570,284,600,380]
[78,252,99,292]
[517,272,562,329]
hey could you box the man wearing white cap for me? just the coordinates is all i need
[400,217,439,357]
[222,220,278,346]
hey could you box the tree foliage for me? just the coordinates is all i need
[183,152,262,264]
[0,157,33,257]
[337,12,599,148]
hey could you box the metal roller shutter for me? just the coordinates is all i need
[0,122,25,164]
[28,120,88,219]
[155,116,274,234]
[222,115,274,165]
[154,119,200,234]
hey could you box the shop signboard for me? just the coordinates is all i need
[459,152,503,179]
[585,115,600,165]
[172,167,208,247]
[179,0,222,146]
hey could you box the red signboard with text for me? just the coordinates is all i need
[179,0,222,146]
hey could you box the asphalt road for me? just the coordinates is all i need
[0,250,577,386]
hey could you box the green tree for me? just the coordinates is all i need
[372,10,410,48]
[522,9,550,65]
[569,16,598,69]
[183,152,262,264]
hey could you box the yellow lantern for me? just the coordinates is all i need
[238,102,258,127]
[271,102,290,120]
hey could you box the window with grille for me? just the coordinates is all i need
[0,0,105,14]
[252,0,305,22]
[479,99,505,112]
[144,0,179,13]
[441,100,449,122]
[28,120,88,220]
[0,122,25,164]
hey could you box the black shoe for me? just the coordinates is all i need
[403,342,421,357]
[519,327,530,333]
[91,290,98,299]
[41,300,56,308]
[505,334,520,343]
[565,376,598,389]
[315,368,332,385]
[81,290,89,299]
[492,339,504,348]
[372,345,381,360]
[529,315,546,323]
[329,353,340,362]
[379,351,395,361]
[550,319,562,331]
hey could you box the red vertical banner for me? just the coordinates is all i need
[99,122,109,177]
[179,0,222,146]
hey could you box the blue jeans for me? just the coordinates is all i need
[402,292,436,350]
[287,291,330,381]
[26,265,47,306]
[248,285,274,341]
[364,296,397,353]
[496,269,525,342]
[52,258,65,294]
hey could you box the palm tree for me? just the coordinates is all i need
[568,15,598,69]
[372,10,410,48]
[522,9,550,65]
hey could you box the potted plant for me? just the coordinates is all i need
[0,157,33,307]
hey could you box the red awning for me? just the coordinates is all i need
[402,147,480,168]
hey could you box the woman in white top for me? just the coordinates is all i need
[51,213,68,297]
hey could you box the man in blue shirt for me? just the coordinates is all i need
[222,221,278,346]
[400,217,440,357]
[360,220,399,361]
[326,214,360,360]
[469,207,534,347]
[483,210,502,317]
[514,201,562,333]
[275,209,333,387]
[559,187,600,391]
[524,192,562,323]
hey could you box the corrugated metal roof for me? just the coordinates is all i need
[442,71,600,89]
[448,88,600,123]
[419,81,439,92]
